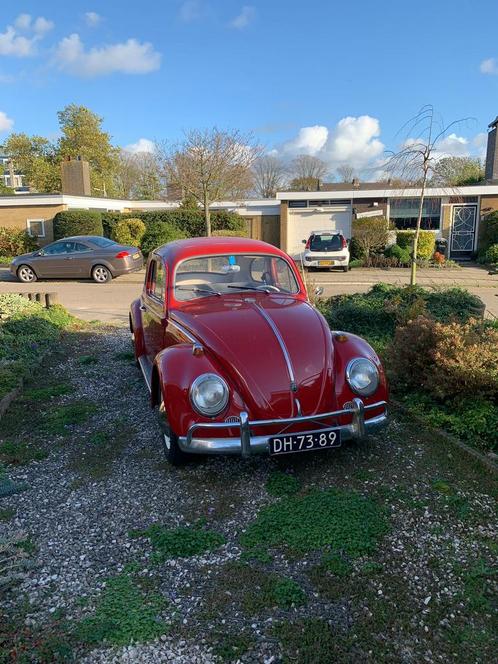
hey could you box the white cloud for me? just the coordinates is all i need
[179,1,203,22]
[0,111,14,133]
[275,115,385,173]
[480,58,498,75]
[229,5,256,29]
[0,14,53,56]
[125,138,155,153]
[55,33,161,77]
[281,126,329,156]
[85,12,102,27]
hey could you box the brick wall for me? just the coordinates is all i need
[0,205,66,245]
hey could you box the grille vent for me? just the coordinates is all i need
[225,415,241,424]
[343,401,355,410]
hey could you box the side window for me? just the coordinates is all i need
[72,242,92,253]
[43,242,72,255]
[146,259,166,301]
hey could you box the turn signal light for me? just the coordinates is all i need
[115,251,129,259]
[341,236,347,249]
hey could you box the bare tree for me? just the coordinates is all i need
[289,154,328,191]
[336,164,356,183]
[159,128,259,235]
[116,150,164,200]
[385,105,470,285]
[252,155,287,198]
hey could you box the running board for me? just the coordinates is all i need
[138,355,153,393]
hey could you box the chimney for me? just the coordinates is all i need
[61,156,91,196]
[485,116,498,182]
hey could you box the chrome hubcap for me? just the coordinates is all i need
[19,267,34,281]
[163,433,171,450]
[94,267,107,282]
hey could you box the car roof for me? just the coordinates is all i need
[153,236,292,263]
[61,236,111,242]
[309,230,342,235]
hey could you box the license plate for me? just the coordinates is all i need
[319,260,334,266]
[133,252,140,259]
[269,429,341,455]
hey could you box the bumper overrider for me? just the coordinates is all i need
[179,397,387,457]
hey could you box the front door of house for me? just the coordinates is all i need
[450,205,477,259]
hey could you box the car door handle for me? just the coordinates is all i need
[140,305,146,311]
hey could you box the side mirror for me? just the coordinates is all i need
[35,249,44,256]
[314,286,324,297]
[301,239,307,244]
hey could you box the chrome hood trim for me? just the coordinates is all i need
[254,303,297,393]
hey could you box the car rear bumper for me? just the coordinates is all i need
[178,398,387,456]
[112,259,144,276]
[303,255,349,267]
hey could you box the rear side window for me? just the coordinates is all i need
[72,242,91,253]
[146,259,166,301]
[310,234,342,251]
[91,237,117,248]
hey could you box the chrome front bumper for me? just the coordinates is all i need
[178,398,387,457]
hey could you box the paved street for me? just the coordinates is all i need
[1,264,497,323]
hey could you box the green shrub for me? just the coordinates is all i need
[385,243,411,265]
[351,216,390,258]
[53,210,103,240]
[396,230,435,260]
[389,317,498,401]
[140,222,187,256]
[479,211,498,251]
[111,218,146,247]
[101,211,123,238]
[0,227,38,257]
[484,243,498,264]
[130,523,225,561]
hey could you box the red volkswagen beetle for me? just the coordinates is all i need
[130,237,388,464]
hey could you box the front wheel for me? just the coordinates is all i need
[17,265,37,283]
[157,400,188,465]
[342,265,349,272]
[92,265,112,283]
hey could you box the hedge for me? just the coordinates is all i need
[101,209,247,240]
[141,222,188,256]
[396,230,435,260]
[111,218,146,247]
[53,210,103,240]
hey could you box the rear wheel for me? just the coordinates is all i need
[92,265,112,283]
[157,399,188,465]
[17,265,37,283]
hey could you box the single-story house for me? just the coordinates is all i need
[1,116,498,260]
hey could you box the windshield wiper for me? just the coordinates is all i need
[176,286,221,297]
[227,285,280,293]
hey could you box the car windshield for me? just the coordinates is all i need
[90,237,118,248]
[309,234,343,251]
[175,254,299,301]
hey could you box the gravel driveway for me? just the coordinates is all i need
[0,325,496,663]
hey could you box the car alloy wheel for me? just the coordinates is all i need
[92,265,112,283]
[17,265,37,283]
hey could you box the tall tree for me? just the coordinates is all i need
[386,105,469,285]
[3,133,60,193]
[57,104,119,196]
[160,128,259,235]
[252,155,287,198]
[116,150,163,200]
[336,164,356,182]
[289,154,328,191]
[430,156,484,186]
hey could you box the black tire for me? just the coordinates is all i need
[157,399,188,465]
[17,264,37,283]
[343,265,349,272]
[92,264,112,283]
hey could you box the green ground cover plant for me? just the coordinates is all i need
[0,294,74,400]
[130,523,225,561]
[266,470,300,497]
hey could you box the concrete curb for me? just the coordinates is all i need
[391,398,498,474]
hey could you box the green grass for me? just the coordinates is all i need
[0,439,48,465]
[114,351,135,362]
[77,355,98,365]
[130,523,225,562]
[76,570,168,646]
[39,402,97,435]
[241,488,388,557]
[23,382,73,401]
[69,424,130,479]
[274,618,339,664]
[266,470,300,497]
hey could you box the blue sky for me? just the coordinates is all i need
[1,0,498,176]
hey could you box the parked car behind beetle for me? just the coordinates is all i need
[302,230,350,271]
[11,236,143,283]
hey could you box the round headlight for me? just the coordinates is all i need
[190,373,229,416]
[346,358,379,397]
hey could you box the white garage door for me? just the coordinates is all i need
[287,205,352,259]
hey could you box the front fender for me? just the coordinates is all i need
[331,331,388,419]
[152,346,246,437]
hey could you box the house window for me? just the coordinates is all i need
[389,198,441,230]
[288,200,308,208]
[26,219,45,238]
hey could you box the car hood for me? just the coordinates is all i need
[11,251,36,263]
[171,294,335,420]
